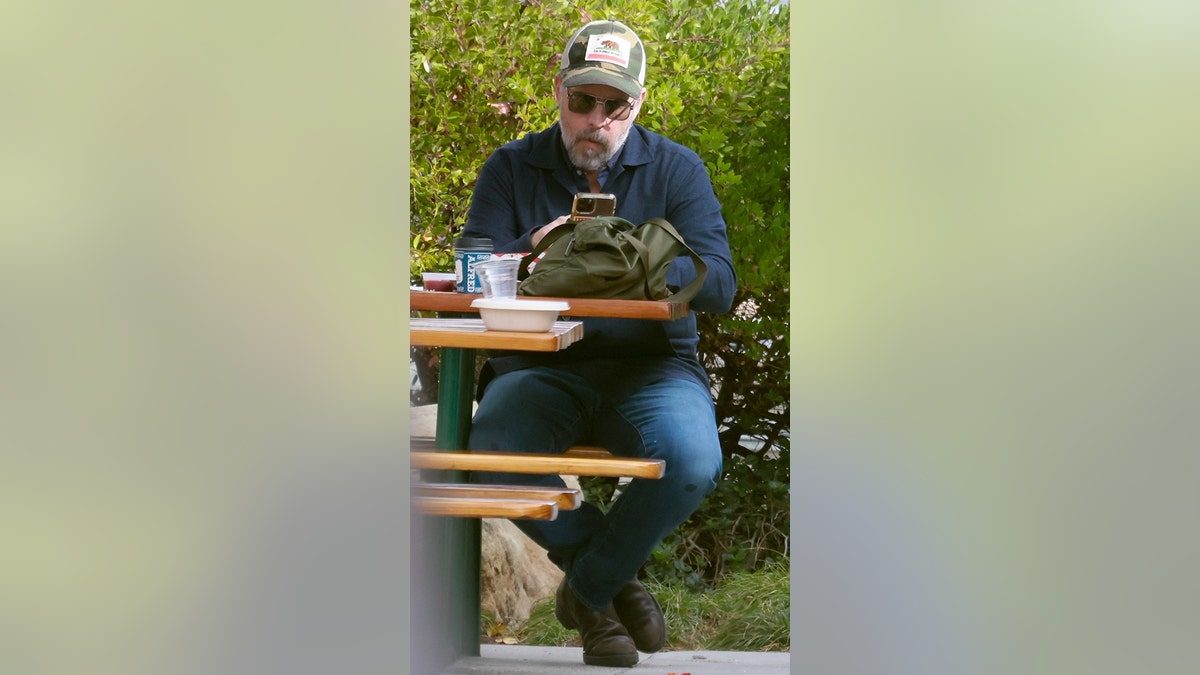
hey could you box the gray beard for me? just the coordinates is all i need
[563,126,631,172]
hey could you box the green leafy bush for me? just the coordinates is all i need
[411,0,790,585]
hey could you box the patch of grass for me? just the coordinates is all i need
[510,559,789,651]
[508,595,577,647]
[705,559,790,651]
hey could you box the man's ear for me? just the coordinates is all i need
[553,75,563,102]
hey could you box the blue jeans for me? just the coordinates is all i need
[468,366,723,612]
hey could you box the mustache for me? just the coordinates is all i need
[574,130,608,148]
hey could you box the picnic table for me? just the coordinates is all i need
[408,289,687,673]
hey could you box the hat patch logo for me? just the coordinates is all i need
[584,34,630,68]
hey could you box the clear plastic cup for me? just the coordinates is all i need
[474,258,520,299]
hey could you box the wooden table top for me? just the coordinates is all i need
[409,318,584,352]
[410,289,689,321]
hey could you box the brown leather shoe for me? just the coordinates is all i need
[555,578,639,667]
[612,578,667,652]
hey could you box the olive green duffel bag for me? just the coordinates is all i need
[516,216,707,303]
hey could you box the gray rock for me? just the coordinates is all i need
[480,519,561,624]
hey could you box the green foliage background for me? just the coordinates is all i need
[410,0,790,585]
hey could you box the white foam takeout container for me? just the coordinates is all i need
[470,298,570,333]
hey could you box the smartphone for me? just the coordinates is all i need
[570,192,617,222]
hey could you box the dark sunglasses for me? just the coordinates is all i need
[566,91,635,120]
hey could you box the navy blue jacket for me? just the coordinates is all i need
[463,123,736,400]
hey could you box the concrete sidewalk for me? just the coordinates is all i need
[442,644,790,674]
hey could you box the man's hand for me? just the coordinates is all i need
[531,215,571,247]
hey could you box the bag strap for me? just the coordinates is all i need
[641,218,708,305]
[517,221,577,280]
[618,227,657,299]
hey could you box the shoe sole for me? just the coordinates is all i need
[583,651,639,667]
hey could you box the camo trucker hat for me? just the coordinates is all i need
[559,20,646,100]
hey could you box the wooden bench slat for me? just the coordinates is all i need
[411,437,615,460]
[415,483,582,510]
[410,451,664,479]
[414,496,559,520]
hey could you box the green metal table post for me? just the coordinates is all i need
[433,346,482,658]
[435,346,475,449]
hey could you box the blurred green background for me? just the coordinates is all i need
[2,2,1196,674]
[792,3,1198,674]
[2,3,410,674]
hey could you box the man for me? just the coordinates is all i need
[462,19,736,667]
